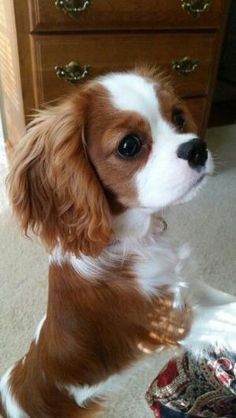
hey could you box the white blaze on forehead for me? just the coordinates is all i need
[99,73,159,129]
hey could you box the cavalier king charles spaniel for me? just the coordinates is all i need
[1,68,236,418]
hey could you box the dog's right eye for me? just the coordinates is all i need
[117,134,143,159]
[172,108,185,131]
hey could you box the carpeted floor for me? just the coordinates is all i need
[0,124,236,417]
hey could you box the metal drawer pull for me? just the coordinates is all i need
[181,0,212,18]
[172,57,199,75]
[55,61,90,84]
[54,0,91,17]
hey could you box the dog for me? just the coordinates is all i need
[1,68,236,418]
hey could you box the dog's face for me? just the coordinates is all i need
[86,71,212,211]
[8,69,212,256]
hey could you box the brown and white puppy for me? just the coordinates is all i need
[1,68,235,418]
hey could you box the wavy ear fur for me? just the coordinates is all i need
[7,94,112,256]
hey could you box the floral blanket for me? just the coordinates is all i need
[146,349,236,417]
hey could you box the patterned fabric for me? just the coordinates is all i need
[146,348,236,417]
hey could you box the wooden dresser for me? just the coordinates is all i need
[0,0,231,150]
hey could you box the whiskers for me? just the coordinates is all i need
[211,151,228,172]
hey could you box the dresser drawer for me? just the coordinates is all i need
[31,32,217,106]
[29,0,226,32]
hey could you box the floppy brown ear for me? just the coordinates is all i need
[7,95,112,256]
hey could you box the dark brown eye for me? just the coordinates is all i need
[172,108,185,131]
[117,134,142,159]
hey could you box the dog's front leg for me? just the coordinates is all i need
[182,281,236,354]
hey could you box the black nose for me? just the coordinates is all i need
[177,138,208,170]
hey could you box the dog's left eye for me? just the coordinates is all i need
[172,109,185,131]
[117,134,143,159]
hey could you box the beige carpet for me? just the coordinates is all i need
[0,124,236,417]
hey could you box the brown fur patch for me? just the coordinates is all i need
[6,262,191,417]
[84,84,152,210]
[157,86,198,135]
[0,400,7,418]
[7,94,113,257]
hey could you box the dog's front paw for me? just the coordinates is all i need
[182,302,236,355]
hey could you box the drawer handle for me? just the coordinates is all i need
[172,57,199,75]
[54,0,91,17]
[181,0,212,18]
[55,61,90,84]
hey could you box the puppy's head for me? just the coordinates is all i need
[8,68,212,256]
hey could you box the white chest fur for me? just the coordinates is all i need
[50,234,189,310]
[133,238,189,301]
